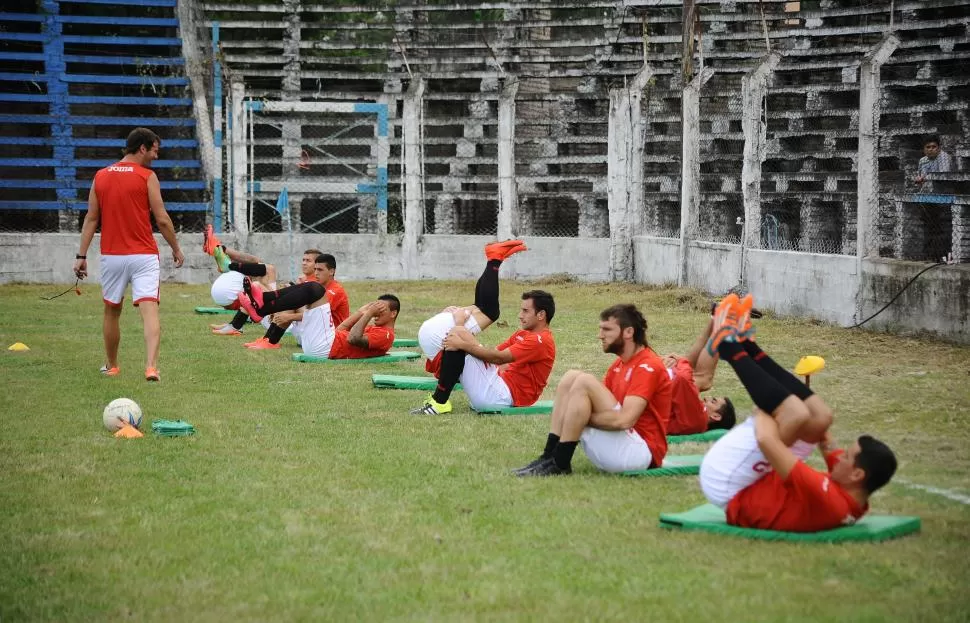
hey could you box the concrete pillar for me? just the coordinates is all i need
[497,79,519,241]
[678,67,714,286]
[608,65,653,282]
[230,81,249,235]
[740,53,780,250]
[401,78,425,278]
[281,0,302,234]
[857,35,899,259]
[176,0,215,186]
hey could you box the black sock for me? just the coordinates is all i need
[717,341,792,415]
[742,342,815,401]
[228,262,267,277]
[264,323,286,344]
[257,282,323,315]
[542,433,560,459]
[473,260,502,322]
[230,310,248,330]
[552,441,578,470]
[432,349,466,404]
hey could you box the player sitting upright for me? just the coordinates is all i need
[699,294,897,532]
[513,304,672,476]
[661,311,736,436]
[243,253,349,350]
[411,240,557,415]
[236,277,398,360]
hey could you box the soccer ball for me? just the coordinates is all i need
[103,398,143,432]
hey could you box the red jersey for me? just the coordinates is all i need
[602,347,672,467]
[496,329,556,407]
[666,359,709,435]
[328,325,395,360]
[726,450,867,532]
[94,161,158,256]
[324,280,350,327]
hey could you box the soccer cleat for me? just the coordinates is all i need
[516,457,572,477]
[145,367,160,382]
[485,239,528,262]
[100,365,120,377]
[211,324,242,336]
[237,280,264,323]
[512,456,548,475]
[706,294,741,356]
[736,294,757,342]
[213,245,231,273]
[244,337,280,350]
[202,224,221,255]
[409,395,453,415]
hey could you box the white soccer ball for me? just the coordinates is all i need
[103,398,143,432]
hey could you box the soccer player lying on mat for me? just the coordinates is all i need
[514,304,672,477]
[237,277,398,360]
[242,253,349,350]
[661,311,737,436]
[699,294,897,532]
[411,240,556,415]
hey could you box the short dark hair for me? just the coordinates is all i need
[855,435,897,494]
[522,290,555,323]
[314,253,336,270]
[125,128,160,155]
[378,293,400,313]
[923,134,941,147]
[600,303,648,347]
[709,397,736,431]
[304,248,323,256]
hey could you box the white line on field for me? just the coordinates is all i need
[896,479,970,505]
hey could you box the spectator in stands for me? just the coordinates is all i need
[915,135,953,185]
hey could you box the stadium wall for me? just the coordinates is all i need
[3,232,966,343]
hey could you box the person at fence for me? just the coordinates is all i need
[661,310,738,436]
[915,134,954,185]
[409,240,556,416]
[243,253,349,350]
[513,304,672,477]
[236,277,398,360]
[698,294,897,532]
[72,127,184,382]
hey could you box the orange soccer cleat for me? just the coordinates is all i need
[244,337,280,350]
[485,239,528,262]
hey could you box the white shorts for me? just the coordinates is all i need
[580,408,653,473]
[211,271,245,307]
[300,304,335,358]
[100,254,160,307]
[699,417,817,508]
[459,355,513,409]
[417,311,482,358]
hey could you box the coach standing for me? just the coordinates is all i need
[73,128,184,382]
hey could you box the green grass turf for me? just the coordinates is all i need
[1,280,969,621]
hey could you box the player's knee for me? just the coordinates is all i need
[557,369,583,390]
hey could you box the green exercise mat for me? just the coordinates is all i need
[668,429,728,444]
[195,306,234,314]
[658,503,921,543]
[392,338,418,347]
[152,419,196,437]
[474,400,554,415]
[621,454,704,477]
[292,350,420,364]
[372,374,461,390]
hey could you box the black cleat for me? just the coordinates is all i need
[511,456,547,475]
[516,457,571,477]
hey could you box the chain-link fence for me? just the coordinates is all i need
[244,104,385,234]
[641,73,681,239]
[697,72,744,244]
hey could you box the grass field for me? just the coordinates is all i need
[1,279,968,621]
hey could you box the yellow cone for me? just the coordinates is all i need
[794,355,826,377]
[8,342,29,352]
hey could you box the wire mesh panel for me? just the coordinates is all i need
[697,72,744,244]
[515,78,607,238]
[759,60,859,255]
[420,87,498,236]
[641,73,681,239]
[244,101,387,235]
